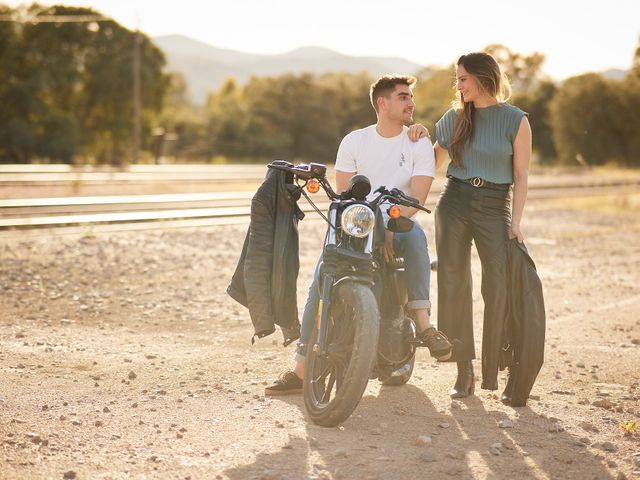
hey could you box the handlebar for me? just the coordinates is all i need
[267,161,430,213]
[373,186,431,214]
[267,161,340,199]
[268,161,326,181]
[390,188,420,207]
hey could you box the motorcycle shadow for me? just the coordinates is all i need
[223,382,618,480]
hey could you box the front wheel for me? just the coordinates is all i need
[303,282,379,427]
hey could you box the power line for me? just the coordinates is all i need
[0,14,111,23]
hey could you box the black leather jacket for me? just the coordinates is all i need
[491,239,546,404]
[227,161,304,345]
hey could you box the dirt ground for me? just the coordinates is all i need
[1,193,640,480]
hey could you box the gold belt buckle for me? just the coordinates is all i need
[471,177,485,188]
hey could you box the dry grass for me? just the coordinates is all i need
[540,192,640,212]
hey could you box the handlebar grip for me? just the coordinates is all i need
[268,161,326,181]
[292,169,313,180]
[390,188,419,205]
[398,198,430,213]
[267,162,312,179]
[267,163,294,173]
[403,193,420,205]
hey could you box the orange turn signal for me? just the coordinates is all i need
[307,179,320,194]
[388,205,401,219]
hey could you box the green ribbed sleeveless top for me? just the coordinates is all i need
[435,103,527,184]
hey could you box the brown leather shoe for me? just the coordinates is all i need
[419,327,453,361]
[264,370,303,396]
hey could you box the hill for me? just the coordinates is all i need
[153,34,422,104]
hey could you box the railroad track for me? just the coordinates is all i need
[0,192,331,229]
[1,164,639,236]
[1,181,638,235]
[0,164,269,184]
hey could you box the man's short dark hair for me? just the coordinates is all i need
[370,75,417,112]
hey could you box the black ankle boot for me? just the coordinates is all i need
[501,366,515,405]
[450,360,475,398]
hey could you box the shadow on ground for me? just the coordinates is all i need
[224,383,614,479]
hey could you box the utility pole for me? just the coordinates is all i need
[132,28,141,164]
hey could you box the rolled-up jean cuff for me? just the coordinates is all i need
[294,352,306,363]
[406,299,431,311]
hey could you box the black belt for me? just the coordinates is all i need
[447,175,511,191]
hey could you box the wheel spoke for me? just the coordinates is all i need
[321,371,336,403]
[311,362,331,387]
[307,292,368,412]
[310,359,334,404]
[311,355,346,406]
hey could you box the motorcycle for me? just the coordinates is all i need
[267,160,431,427]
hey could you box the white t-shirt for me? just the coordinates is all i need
[334,125,435,201]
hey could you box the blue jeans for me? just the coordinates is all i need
[295,222,431,360]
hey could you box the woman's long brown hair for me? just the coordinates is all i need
[449,52,511,166]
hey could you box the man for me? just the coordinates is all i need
[265,75,452,395]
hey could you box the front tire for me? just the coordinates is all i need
[303,282,379,427]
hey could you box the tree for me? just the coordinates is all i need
[513,81,558,162]
[0,4,39,162]
[413,66,456,135]
[613,74,640,166]
[205,77,246,158]
[0,4,169,164]
[485,44,547,95]
[159,72,206,161]
[243,73,340,162]
[633,34,640,76]
[203,72,377,164]
[317,71,376,140]
[78,13,168,163]
[19,5,99,162]
[549,73,619,165]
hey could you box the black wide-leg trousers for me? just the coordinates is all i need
[435,177,511,384]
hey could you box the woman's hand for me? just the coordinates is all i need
[408,124,430,143]
[510,223,525,243]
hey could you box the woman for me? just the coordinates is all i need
[426,52,532,399]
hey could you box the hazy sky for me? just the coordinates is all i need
[7,0,639,79]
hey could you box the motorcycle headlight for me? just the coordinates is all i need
[340,204,375,238]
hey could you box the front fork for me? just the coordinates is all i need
[314,256,372,356]
[314,271,335,356]
[314,204,374,356]
[315,205,338,356]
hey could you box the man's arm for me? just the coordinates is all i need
[398,138,435,217]
[399,175,433,218]
[335,170,355,194]
[334,130,358,194]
